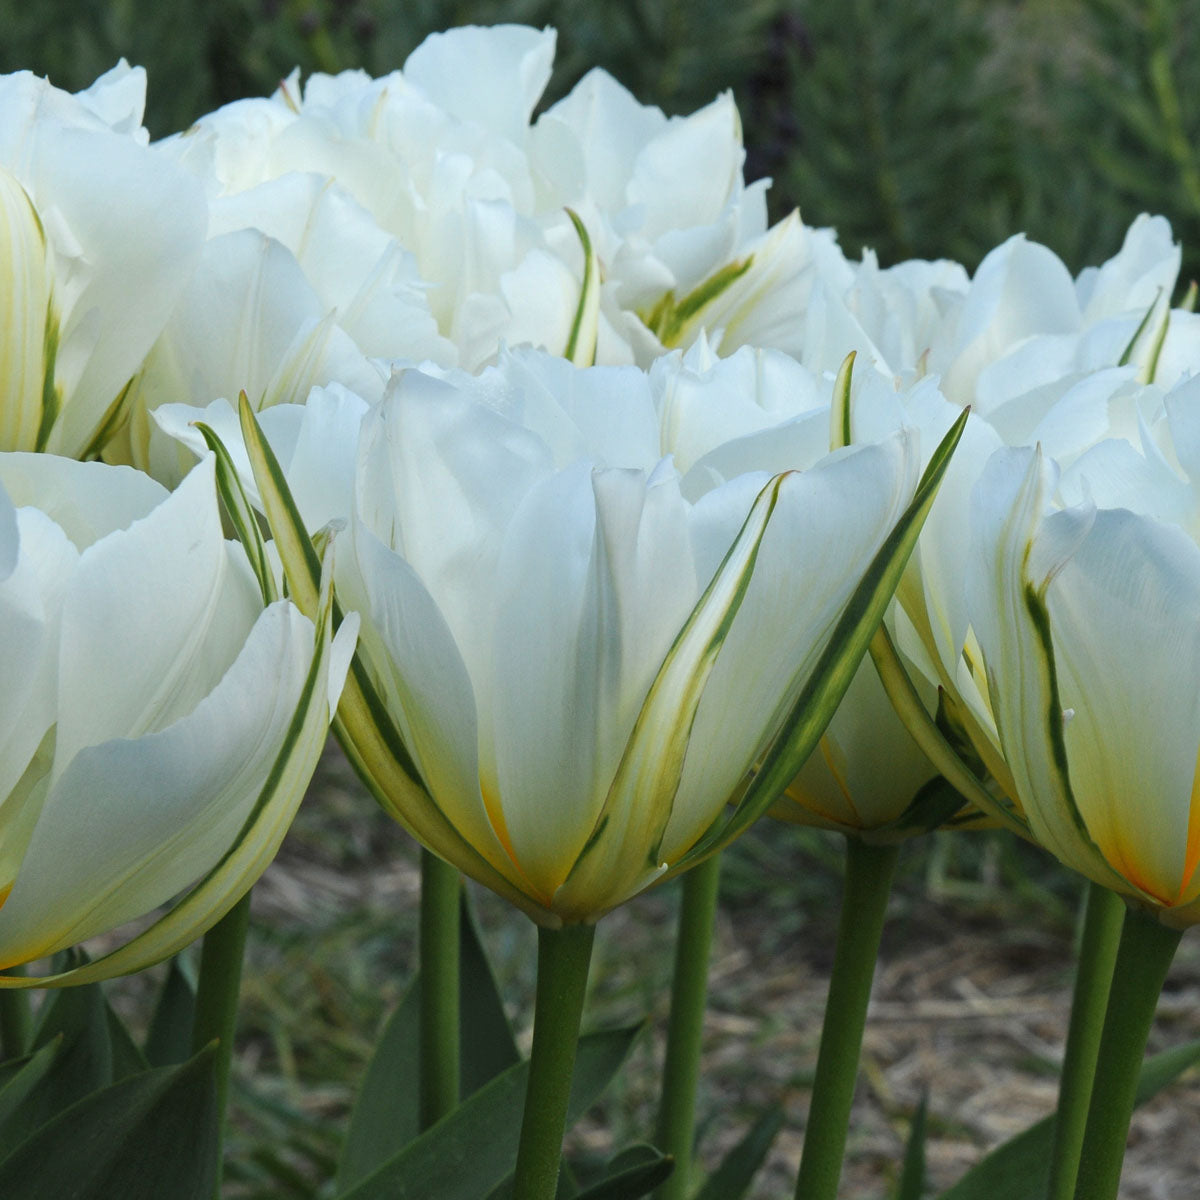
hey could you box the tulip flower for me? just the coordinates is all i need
[964,396,1200,1199]
[175,343,961,1198]
[0,64,205,459]
[0,451,355,986]
[163,24,851,371]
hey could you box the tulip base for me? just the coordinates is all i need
[794,836,898,1200]
[655,853,723,1200]
[513,921,597,1200]
[1072,906,1182,1200]
[1046,882,1125,1200]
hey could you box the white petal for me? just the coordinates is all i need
[0,600,318,966]
[663,434,918,859]
[53,457,261,774]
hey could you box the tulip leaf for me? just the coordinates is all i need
[237,396,554,925]
[563,209,600,367]
[692,1105,785,1200]
[0,541,343,988]
[0,1045,219,1200]
[196,413,280,605]
[937,1036,1200,1199]
[573,1146,674,1199]
[0,1037,63,1151]
[31,981,113,1094]
[459,890,522,1091]
[336,891,519,1190]
[336,1025,642,1200]
[144,956,198,1068]
[681,406,971,868]
[893,1093,928,1200]
[336,977,421,1191]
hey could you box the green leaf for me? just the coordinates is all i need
[692,1105,784,1200]
[0,1045,219,1200]
[0,1038,63,1147]
[31,982,113,1095]
[459,890,521,1093]
[144,956,198,1068]
[335,978,421,1191]
[573,1145,673,1199]
[894,1093,928,1200]
[937,1037,1200,1199]
[106,1004,150,1080]
[336,892,521,1191]
[336,1026,642,1200]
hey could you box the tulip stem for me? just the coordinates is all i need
[419,848,461,1129]
[192,889,252,1192]
[1046,882,1125,1200]
[513,921,597,1200]
[1072,906,1181,1200]
[794,836,899,1200]
[655,852,723,1200]
[0,969,32,1060]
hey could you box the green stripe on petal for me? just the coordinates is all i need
[196,421,279,606]
[829,351,856,451]
[675,406,971,869]
[562,209,600,368]
[552,473,789,919]
[1118,288,1171,384]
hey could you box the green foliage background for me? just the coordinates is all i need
[3,0,1199,281]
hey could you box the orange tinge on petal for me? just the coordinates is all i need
[1171,744,1200,907]
[478,777,553,908]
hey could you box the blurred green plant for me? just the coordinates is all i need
[4,0,1197,279]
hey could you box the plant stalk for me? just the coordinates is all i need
[655,853,723,1200]
[1072,905,1182,1200]
[1045,882,1125,1200]
[419,848,461,1129]
[191,890,253,1193]
[794,836,899,1200]
[512,921,597,1200]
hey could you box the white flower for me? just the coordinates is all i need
[0,453,355,982]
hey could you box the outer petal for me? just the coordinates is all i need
[662,434,918,859]
[1040,509,1200,907]
[0,598,320,967]
[403,25,556,145]
[53,457,261,775]
[490,460,697,903]
[966,448,1123,891]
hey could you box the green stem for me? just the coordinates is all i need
[0,969,32,1060]
[191,890,253,1193]
[794,836,899,1200]
[655,853,723,1200]
[513,922,597,1200]
[1072,906,1182,1200]
[419,848,461,1130]
[1045,883,1125,1200]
